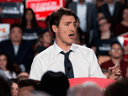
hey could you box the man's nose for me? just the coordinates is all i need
[70,24,76,32]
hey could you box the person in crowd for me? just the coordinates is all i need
[93,12,105,39]
[104,78,128,96]
[74,18,86,46]
[0,76,11,96]
[0,52,16,79]
[96,0,105,10]
[0,24,34,74]
[99,0,124,31]
[21,8,42,45]
[65,0,73,8]
[17,72,29,81]
[67,82,103,96]
[29,7,121,81]
[38,71,69,96]
[18,79,39,96]
[74,27,86,46]
[67,0,96,46]
[97,12,105,21]
[11,79,19,96]
[45,15,51,28]
[35,28,53,54]
[100,42,128,78]
[91,17,119,65]
[114,6,128,36]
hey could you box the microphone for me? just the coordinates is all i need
[66,66,71,76]
[67,66,71,71]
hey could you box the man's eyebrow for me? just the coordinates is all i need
[64,21,72,24]
[74,21,77,23]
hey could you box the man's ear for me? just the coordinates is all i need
[52,25,58,33]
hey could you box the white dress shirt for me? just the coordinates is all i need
[29,42,106,81]
[77,2,87,32]
[107,1,116,16]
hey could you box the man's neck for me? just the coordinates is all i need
[108,1,114,6]
[100,30,111,39]
[55,40,72,52]
[111,57,122,65]
[12,41,21,46]
[80,2,84,5]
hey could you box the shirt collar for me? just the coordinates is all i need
[107,1,116,7]
[53,41,75,56]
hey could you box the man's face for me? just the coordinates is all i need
[107,0,114,3]
[109,44,123,59]
[53,15,77,46]
[98,19,111,32]
[10,27,22,42]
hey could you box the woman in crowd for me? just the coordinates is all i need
[114,6,128,36]
[21,8,42,45]
[11,79,19,96]
[35,28,52,55]
[0,52,16,79]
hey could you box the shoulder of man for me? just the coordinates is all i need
[35,45,54,58]
[73,43,94,53]
[0,40,10,45]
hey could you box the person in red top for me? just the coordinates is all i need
[100,42,128,78]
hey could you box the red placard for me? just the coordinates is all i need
[26,0,64,20]
[68,77,115,89]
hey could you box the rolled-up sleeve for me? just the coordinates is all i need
[29,56,44,81]
[89,50,106,78]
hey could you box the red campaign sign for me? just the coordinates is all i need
[69,77,115,89]
[26,0,64,20]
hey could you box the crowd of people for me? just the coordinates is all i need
[0,0,128,96]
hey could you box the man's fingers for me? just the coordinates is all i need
[115,69,122,73]
[115,72,121,76]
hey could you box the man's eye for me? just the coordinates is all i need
[65,23,69,26]
[74,24,76,26]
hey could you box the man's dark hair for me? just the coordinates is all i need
[110,41,124,52]
[49,7,78,37]
[10,23,22,32]
[18,79,39,90]
[38,71,69,96]
[104,78,128,96]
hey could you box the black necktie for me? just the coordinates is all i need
[60,50,74,79]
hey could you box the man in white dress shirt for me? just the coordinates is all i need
[29,7,121,81]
